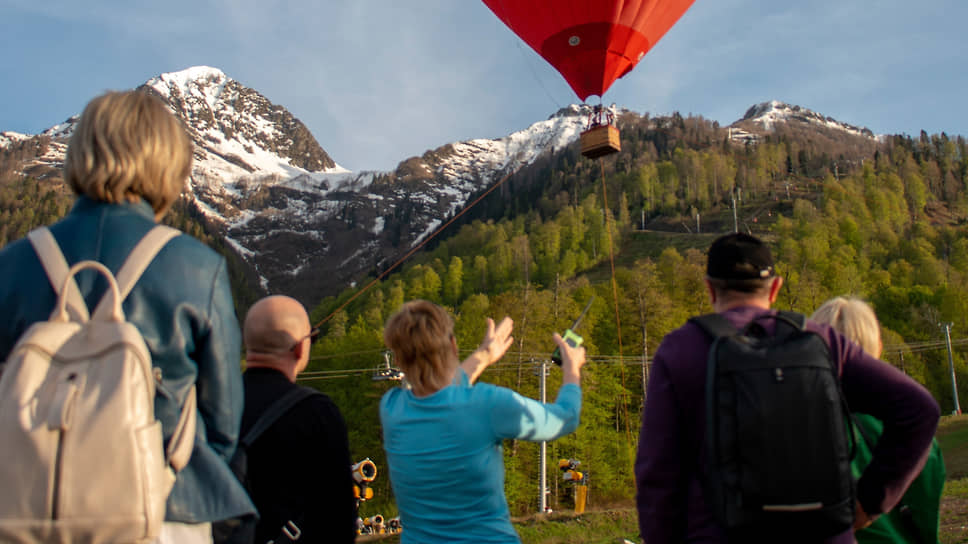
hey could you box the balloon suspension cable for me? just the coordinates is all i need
[598,157,634,461]
[494,0,562,111]
[314,171,516,329]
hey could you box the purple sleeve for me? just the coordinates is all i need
[828,327,940,516]
[635,347,687,543]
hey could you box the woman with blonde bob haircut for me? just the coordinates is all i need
[811,296,883,359]
[812,296,945,544]
[380,300,586,543]
[0,89,254,543]
[65,90,193,219]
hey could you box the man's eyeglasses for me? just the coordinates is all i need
[290,328,321,353]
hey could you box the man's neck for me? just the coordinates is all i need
[713,298,771,313]
[245,360,297,383]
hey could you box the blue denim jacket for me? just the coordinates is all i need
[0,197,256,523]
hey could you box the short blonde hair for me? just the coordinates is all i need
[64,90,192,216]
[811,296,882,358]
[383,300,456,395]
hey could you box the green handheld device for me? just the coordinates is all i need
[552,297,594,365]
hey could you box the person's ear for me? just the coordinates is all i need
[291,338,306,360]
[704,278,717,305]
[768,276,784,304]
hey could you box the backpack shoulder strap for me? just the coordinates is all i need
[689,313,738,340]
[91,225,180,320]
[241,387,320,449]
[774,310,806,331]
[166,385,197,472]
[27,227,90,322]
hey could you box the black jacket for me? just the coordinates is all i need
[241,368,356,543]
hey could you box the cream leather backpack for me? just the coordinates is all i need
[0,225,196,543]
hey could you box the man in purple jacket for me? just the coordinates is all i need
[634,233,940,543]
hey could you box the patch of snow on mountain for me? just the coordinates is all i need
[372,216,385,235]
[41,117,78,140]
[448,105,587,176]
[339,247,368,268]
[148,66,228,109]
[0,131,29,149]
[223,235,255,259]
[287,263,308,277]
[415,219,442,245]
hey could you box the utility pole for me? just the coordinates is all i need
[941,322,962,415]
[696,213,701,234]
[732,194,739,233]
[538,358,549,513]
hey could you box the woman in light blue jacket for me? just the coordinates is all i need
[380,300,586,543]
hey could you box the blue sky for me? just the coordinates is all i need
[1,1,966,172]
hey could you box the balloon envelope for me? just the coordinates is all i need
[482,0,696,101]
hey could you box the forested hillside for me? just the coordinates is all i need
[304,114,968,517]
[3,111,967,518]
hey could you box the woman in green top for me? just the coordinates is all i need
[813,296,946,544]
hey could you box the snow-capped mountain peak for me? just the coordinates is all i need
[146,66,229,106]
[737,100,873,138]
[138,67,592,301]
[2,66,596,303]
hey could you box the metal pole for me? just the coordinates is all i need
[539,358,548,512]
[942,322,961,414]
[732,195,738,233]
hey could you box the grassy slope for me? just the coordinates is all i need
[939,415,968,543]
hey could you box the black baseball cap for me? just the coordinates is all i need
[706,233,775,280]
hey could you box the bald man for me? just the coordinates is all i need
[239,296,356,543]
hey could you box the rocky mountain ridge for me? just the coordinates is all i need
[728,100,875,144]
[0,68,876,304]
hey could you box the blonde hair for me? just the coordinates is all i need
[811,296,882,358]
[383,300,457,395]
[64,90,192,217]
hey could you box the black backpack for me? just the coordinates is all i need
[213,386,319,544]
[690,311,856,540]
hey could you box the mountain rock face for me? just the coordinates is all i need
[4,67,589,304]
[216,100,588,304]
[142,67,336,174]
[2,68,877,306]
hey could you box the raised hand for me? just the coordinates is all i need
[461,316,514,385]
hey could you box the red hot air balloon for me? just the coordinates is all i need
[481,0,696,102]
[482,0,696,159]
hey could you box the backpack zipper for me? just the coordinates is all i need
[51,428,64,520]
[49,371,79,520]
